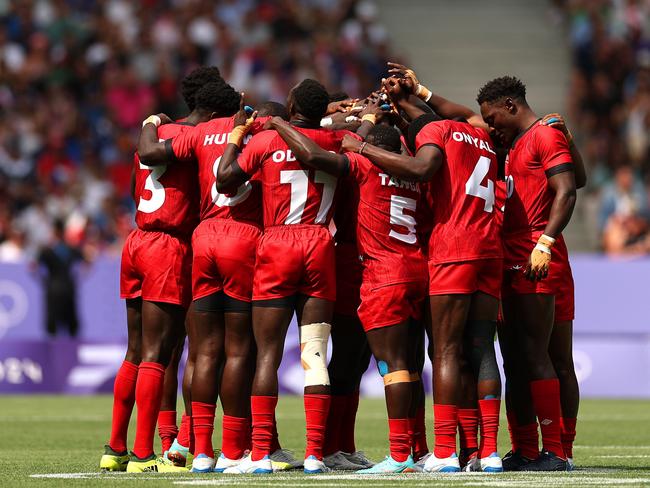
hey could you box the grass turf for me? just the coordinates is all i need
[2,395,650,487]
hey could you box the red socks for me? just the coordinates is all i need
[478,399,500,458]
[251,396,278,461]
[458,408,479,452]
[340,391,359,453]
[506,408,519,452]
[108,360,138,453]
[561,417,577,458]
[157,410,178,453]
[192,402,216,458]
[304,394,331,460]
[222,415,249,460]
[323,395,346,456]
[132,362,165,459]
[271,416,281,452]
[414,406,429,458]
[177,413,192,449]
[530,379,565,459]
[516,422,540,459]
[433,404,458,458]
[388,418,411,462]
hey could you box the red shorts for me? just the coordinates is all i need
[502,231,575,321]
[191,218,261,302]
[428,258,503,298]
[334,242,362,317]
[253,225,336,302]
[358,279,427,332]
[120,228,192,307]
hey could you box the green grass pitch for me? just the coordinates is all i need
[2,395,650,487]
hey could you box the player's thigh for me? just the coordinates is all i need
[125,297,142,362]
[365,320,411,369]
[252,305,293,359]
[141,300,186,363]
[468,291,499,322]
[297,295,334,326]
[505,293,555,349]
[549,320,574,368]
[429,293,472,348]
[224,306,254,359]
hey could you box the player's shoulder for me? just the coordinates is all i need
[157,121,195,138]
[331,128,360,140]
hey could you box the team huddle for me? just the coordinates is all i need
[99,61,584,475]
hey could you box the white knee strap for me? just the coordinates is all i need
[300,322,331,387]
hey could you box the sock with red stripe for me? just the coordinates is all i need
[561,417,577,458]
[530,379,565,459]
[222,415,249,460]
[192,402,216,458]
[132,362,165,459]
[478,399,500,458]
[340,391,359,453]
[388,418,411,462]
[108,360,138,453]
[304,394,331,460]
[251,396,277,461]
[323,395,346,456]
[458,408,479,453]
[506,408,519,452]
[433,404,458,459]
[413,406,429,459]
[177,413,192,448]
[157,410,178,453]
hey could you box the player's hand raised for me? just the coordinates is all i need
[326,98,359,115]
[233,93,258,128]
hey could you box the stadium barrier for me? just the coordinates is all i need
[0,255,648,397]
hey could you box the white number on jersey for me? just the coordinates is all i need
[465,155,495,212]
[211,156,252,207]
[280,169,336,225]
[389,195,418,244]
[137,161,167,213]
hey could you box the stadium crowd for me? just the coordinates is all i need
[0,0,392,261]
[556,0,650,253]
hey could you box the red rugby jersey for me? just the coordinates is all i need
[415,119,502,264]
[333,175,359,244]
[503,122,573,236]
[134,122,199,237]
[346,152,426,286]
[170,116,269,226]
[237,126,355,228]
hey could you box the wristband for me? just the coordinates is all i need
[415,84,433,102]
[320,117,333,127]
[228,120,254,148]
[359,142,367,155]
[142,115,161,128]
[539,234,556,247]
[345,115,359,123]
[361,114,377,125]
[534,243,551,254]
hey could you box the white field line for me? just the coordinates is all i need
[595,454,650,458]
[574,445,650,449]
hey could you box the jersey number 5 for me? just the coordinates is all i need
[465,155,495,212]
[138,162,166,213]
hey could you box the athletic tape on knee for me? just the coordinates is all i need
[300,322,331,387]
[466,320,500,382]
[383,370,411,386]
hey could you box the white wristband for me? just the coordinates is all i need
[142,115,161,128]
[540,234,556,245]
[345,115,359,123]
[320,117,333,127]
[534,243,551,254]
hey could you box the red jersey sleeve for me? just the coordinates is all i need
[237,131,274,176]
[535,125,573,172]
[414,120,449,153]
[345,152,370,185]
[170,126,199,162]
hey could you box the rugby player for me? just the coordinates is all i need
[101,68,226,473]
[216,79,357,475]
[267,103,429,473]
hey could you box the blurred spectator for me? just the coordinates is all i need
[0,0,395,259]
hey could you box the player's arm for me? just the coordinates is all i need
[342,134,443,182]
[387,62,487,128]
[268,117,349,176]
[215,98,258,193]
[137,114,174,165]
[541,113,587,189]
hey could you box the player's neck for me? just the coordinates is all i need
[290,115,320,129]
[186,110,210,125]
[516,108,539,135]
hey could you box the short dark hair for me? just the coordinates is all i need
[292,79,330,120]
[257,101,289,120]
[406,113,442,153]
[476,76,527,105]
[181,66,222,111]
[328,91,350,103]
[367,125,402,154]
[194,81,240,117]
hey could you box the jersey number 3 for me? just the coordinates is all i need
[138,162,166,213]
[465,155,495,212]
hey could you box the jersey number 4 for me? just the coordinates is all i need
[138,162,166,213]
[280,170,336,225]
[465,155,495,212]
